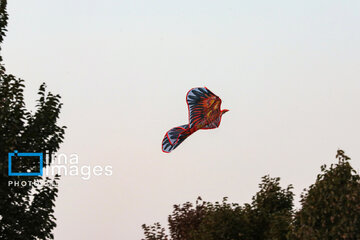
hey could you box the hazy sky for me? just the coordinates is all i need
[3,1,360,239]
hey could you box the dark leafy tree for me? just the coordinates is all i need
[188,198,249,240]
[143,151,360,239]
[142,197,208,240]
[142,222,169,240]
[0,0,65,239]
[142,177,294,240]
[247,175,294,240]
[292,150,360,240]
[167,197,208,240]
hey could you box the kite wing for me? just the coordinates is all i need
[186,87,222,129]
[162,124,190,153]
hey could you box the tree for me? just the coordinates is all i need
[246,175,294,240]
[0,0,65,239]
[143,150,360,239]
[292,150,360,240]
[142,176,294,240]
[186,197,249,240]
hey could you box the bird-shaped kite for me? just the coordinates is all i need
[162,87,229,153]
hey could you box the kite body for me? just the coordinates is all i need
[162,87,229,153]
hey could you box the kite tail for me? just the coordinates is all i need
[162,124,192,153]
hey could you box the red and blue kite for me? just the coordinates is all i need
[162,87,229,153]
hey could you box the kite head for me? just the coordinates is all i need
[221,109,229,116]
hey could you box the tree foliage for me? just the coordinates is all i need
[0,0,65,239]
[143,176,294,240]
[143,150,360,240]
[292,150,360,239]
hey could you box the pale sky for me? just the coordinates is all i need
[3,1,360,239]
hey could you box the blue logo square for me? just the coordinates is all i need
[8,150,43,176]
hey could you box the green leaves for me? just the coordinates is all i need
[0,1,65,239]
[292,150,360,239]
[143,150,360,240]
[0,0,8,47]
[143,177,294,240]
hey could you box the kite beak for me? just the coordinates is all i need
[222,109,229,115]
